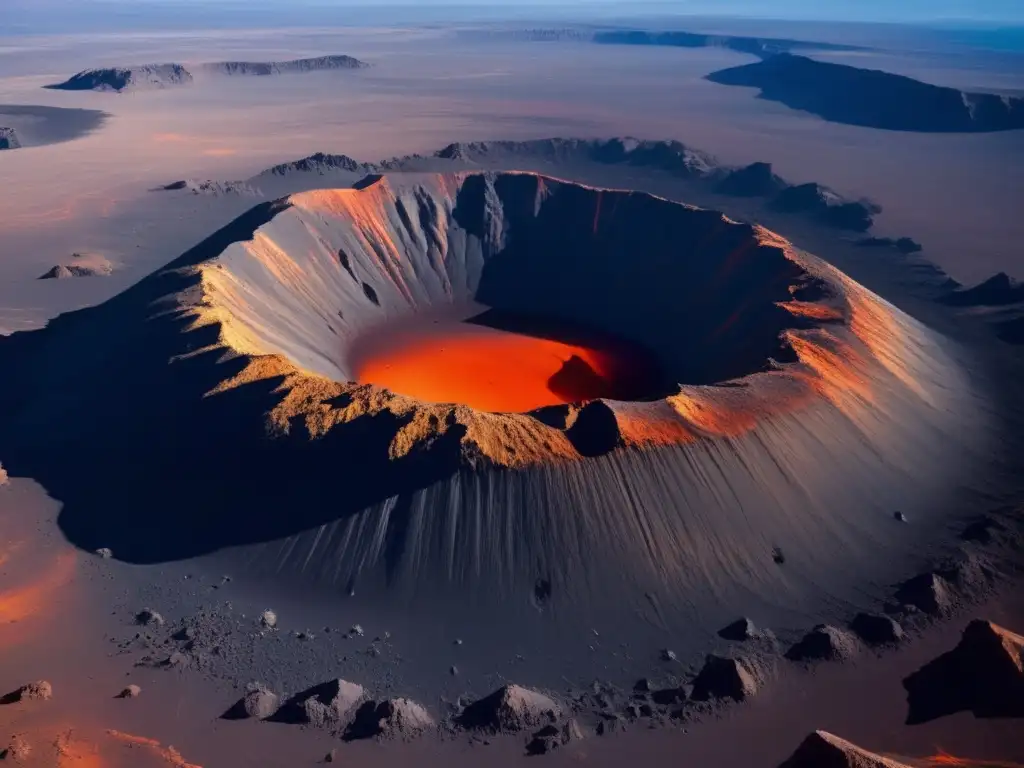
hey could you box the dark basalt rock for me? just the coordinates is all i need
[850,613,904,645]
[903,619,1024,723]
[690,655,758,702]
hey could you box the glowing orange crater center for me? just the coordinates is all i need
[352,309,664,413]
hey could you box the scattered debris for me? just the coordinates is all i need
[259,610,278,629]
[0,734,31,762]
[526,718,585,755]
[904,619,1024,723]
[117,684,142,699]
[779,730,912,768]
[349,624,365,638]
[95,547,113,559]
[691,655,759,702]
[459,684,561,732]
[785,625,858,662]
[850,613,904,645]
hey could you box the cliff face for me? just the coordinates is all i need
[46,56,368,92]
[0,127,21,150]
[46,64,194,92]
[707,54,1024,133]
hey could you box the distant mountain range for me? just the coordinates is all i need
[46,55,369,92]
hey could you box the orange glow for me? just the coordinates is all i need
[107,730,202,768]
[924,751,1024,767]
[202,148,237,157]
[0,552,76,629]
[354,320,652,413]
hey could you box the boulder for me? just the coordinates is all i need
[850,613,904,645]
[786,625,858,662]
[690,655,758,701]
[458,684,560,732]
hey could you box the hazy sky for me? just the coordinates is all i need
[3,0,1024,35]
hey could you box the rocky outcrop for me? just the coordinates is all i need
[275,679,365,728]
[1,681,53,704]
[38,262,112,280]
[201,55,368,76]
[526,719,585,755]
[718,617,760,641]
[47,55,367,92]
[850,613,904,645]
[46,64,192,92]
[894,572,954,615]
[261,152,371,176]
[344,698,434,741]
[459,684,561,732]
[904,619,1024,723]
[690,655,759,702]
[160,179,260,197]
[939,272,1024,307]
[785,625,859,662]
[592,30,859,57]
[770,183,878,231]
[716,162,787,197]
[0,127,21,150]
[779,730,912,768]
[707,54,1024,133]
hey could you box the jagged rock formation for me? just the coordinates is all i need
[785,625,859,661]
[940,272,1024,307]
[434,137,717,177]
[261,152,371,176]
[46,64,193,92]
[160,179,260,197]
[770,183,879,231]
[707,54,1024,133]
[903,619,1024,723]
[46,55,367,92]
[459,685,560,732]
[779,730,912,768]
[200,55,368,76]
[0,127,21,150]
[716,162,787,197]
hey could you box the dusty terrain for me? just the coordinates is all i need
[1,11,1023,768]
